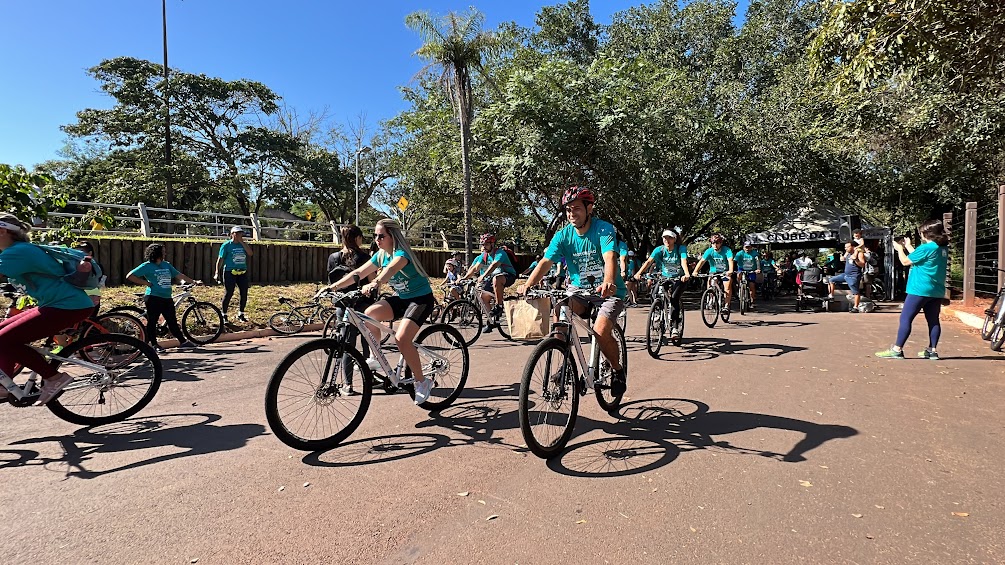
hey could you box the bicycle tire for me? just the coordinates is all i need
[518,337,579,459]
[739,285,748,315]
[617,307,627,334]
[721,290,732,323]
[264,339,373,451]
[405,323,469,409]
[106,305,145,318]
[992,323,1005,352]
[981,294,1000,340]
[84,312,147,344]
[595,324,627,412]
[181,302,224,344]
[700,288,719,328]
[492,300,512,340]
[269,311,305,335]
[439,299,482,347]
[46,333,163,426]
[646,299,665,358]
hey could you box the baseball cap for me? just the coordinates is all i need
[231,226,245,234]
[662,229,678,239]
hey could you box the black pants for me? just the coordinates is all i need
[222,271,250,314]
[145,295,184,345]
[665,280,686,322]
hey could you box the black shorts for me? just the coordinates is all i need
[480,272,517,292]
[383,293,436,326]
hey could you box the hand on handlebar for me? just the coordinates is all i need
[597,281,617,298]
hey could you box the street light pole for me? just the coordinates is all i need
[354,146,372,225]
[162,0,174,211]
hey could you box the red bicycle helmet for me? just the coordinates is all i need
[561,186,595,207]
[479,233,496,245]
[710,234,725,244]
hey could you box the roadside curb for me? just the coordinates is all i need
[944,307,984,332]
[161,323,324,348]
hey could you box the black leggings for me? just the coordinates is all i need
[145,295,184,345]
[665,280,686,322]
[222,271,250,314]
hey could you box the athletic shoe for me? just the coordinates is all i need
[35,372,74,405]
[176,341,198,349]
[413,377,434,405]
[491,304,503,318]
[610,367,627,397]
[919,349,941,360]
[670,329,681,340]
[342,382,358,396]
[237,312,248,322]
[152,344,168,354]
[874,348,904,359]
[365,357,382,373]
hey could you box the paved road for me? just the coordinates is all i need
[1,299,1003,564]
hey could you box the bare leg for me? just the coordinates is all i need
[395,319,423,382]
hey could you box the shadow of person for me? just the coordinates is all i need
[676,411,858,462]
[11,413,266,479]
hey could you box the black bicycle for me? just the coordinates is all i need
[981,267,1005,351]
[697,273,732,328]
[641,274,685,357]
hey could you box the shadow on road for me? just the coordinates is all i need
[545,398,858,478]
[158,344,268,382]
[4,413,265,478]
[654,337,807,361]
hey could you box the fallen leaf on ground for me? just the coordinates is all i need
[277,486,285,492]
[690,526,697,532]
[852,514,863,518]
[951,512,969,517]
[575,519,587,524]
[875,505,885,509]
[457,492,469,497]
[799,480,813,487]
[478,500,486,505]
[486,515,499,521]
[303,482,310,488]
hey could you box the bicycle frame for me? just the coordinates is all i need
[535,291,607,390]
[0,346,109,403]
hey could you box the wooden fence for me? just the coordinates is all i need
[89,239,534,287]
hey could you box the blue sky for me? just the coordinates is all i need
[1,0,749,169]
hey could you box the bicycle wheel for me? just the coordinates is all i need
[739,286,748,315]
[700,288,719,328]
[595,324,627,412]
[617,306,627,334]
[440,299,482,347]
[493,301,512,340]
[405,324,469,409]
[106,305,145,319]
[518,337,580,459]
[720,291,732,323]
[992,323,1005,352]
[84,312,147,344]
[981,296,1000,340]
[46,334,163,426]
[265,339,373,451]
[646,299,665,358]
[181,302,224,344]
[270,309,305,336]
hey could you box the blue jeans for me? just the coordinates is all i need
[829,272,860,295]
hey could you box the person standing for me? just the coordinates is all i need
[128,243,201,352]
[875,219,950,359]
[827,241,866,312]
[214,226,253,323]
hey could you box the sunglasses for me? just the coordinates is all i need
[374,233,387,241]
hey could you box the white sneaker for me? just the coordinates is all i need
[35,372,74,405]
[365,357,381,373]
[413,377,435,405]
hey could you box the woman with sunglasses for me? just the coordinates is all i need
[326,219,436,404]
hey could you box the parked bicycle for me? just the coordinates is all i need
[697,273,732,328]
[265,290,470,451]
[108,283,223,345]
[268,288,337,335]
[642,274,684,357]
[981,266,1005,351]
[517,286,628,459]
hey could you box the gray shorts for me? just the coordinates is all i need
[567,286,625,323]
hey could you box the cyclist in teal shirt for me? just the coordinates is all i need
[214,226,254,323]
[326,218,436,405]
[460,233,517,327]
[127,243,201,351]
[693,234,736,313]
[633,228,692,338]
[519,186,627,396]
[733,242,762,308]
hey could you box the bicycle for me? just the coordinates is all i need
[981,267,1005,351]
[517,286,628,459]
[437,279,484,346]
[3,286,147,346]
[736,270,753,315]
[269,287,337,335]
[697,273,732,328]
[264,290,470,451]
[641,274,685,357]
[458,276,511,340]
[108,283,224,345]
[1,332,163,425]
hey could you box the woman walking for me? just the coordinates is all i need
[875,219,950,359]
[214,226,253,323]
[128,243,201,352]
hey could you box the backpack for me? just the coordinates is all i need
[502,247,518,269]
[36,244,103,290]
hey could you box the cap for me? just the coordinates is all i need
[231,226,245,234]
[662,229,678,239]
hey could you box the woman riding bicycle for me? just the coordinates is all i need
[633,228,692,339]
[0,215,96,404]
[325,218,436,405]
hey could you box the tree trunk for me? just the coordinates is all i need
[457,75,474,265]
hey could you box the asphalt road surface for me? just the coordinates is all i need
[1,298,1003,564]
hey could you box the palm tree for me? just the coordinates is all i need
[405,8,500,263]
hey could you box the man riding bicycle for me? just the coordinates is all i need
[633,228,691,339]
[733,242,761,309]
[519,186,628,395]
[460,233,517,331]
[693,234,735,314]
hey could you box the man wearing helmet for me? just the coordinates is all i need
[461,232,517,327]
[693,234,736,314]
[519,186,628,395]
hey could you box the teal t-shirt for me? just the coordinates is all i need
[627,258,638,275]
[129,261,180,299]
[471,248,517,277]
[219,240,249,272]
[702,246,734,274]
[906,241,949,298]
[760,259,777,274]
[369,248,432,299]
[650,244,687,278]
[0,241,94,310]
[734,250,760,272]
[544,218,626,298]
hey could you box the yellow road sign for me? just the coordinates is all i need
[397,196,410,211]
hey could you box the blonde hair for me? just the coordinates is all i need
[376,218,428,278]
[0,214,30,242]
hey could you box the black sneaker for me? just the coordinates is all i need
[491,304,503,318]
[610,367,627,397]
[237,313,248,322]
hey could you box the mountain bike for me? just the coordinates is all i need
[268,288,337,335]
[736,270,753,315]
[437,280,483,346]
[641,274,684,357]
[1,333,163,425]
[108,283,223,345]
[265,290,470,451]
[697,273,732,328]
[517,286,628,459]
[3,286,147,347]
[981,267,1005,351]
[459,276,511,340]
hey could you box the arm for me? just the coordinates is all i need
[175,272,198,285]
[363,255,410,295]
[214,256,224,280]
[727,258,735,274]
[620,254,628,278]
[520,258,555,291]
[681,254,692,279]
[461,262,480,280]
[600,249,618,297]
[893,241,913,266]
[127,274,151,289]
[634,258,654,279]
[329,261,379,291]
[241,242,253,257]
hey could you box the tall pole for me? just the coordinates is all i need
[162,0,174,210]
[354,148,360,226]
